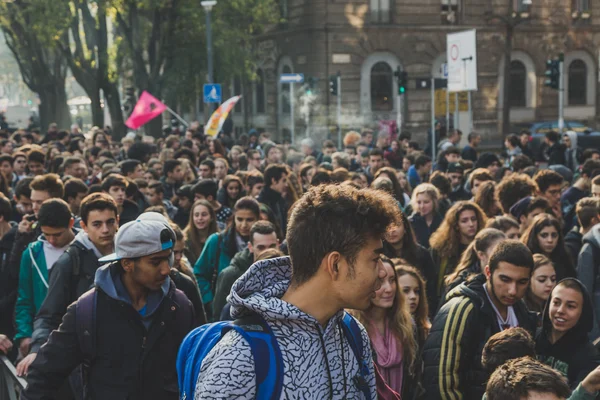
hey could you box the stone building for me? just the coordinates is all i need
[225,0,598,144]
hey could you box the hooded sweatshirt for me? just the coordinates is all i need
[536,278,600,389]
[194,256,377,399]
[576,226,600,340]
[564,131,580,172]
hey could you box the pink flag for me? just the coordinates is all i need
[125,91,167,129]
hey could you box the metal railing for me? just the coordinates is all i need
[0,355,27,400]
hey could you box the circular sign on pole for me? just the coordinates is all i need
[450,44,459,61]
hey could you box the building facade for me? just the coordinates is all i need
[225,0,598,144]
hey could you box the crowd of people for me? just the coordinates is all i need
[0,121,600,399]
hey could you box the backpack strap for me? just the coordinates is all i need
[227,313,284,400]
[75,288,97,398]
[341,312,372,400]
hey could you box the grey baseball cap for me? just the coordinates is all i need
[98,212,175,263]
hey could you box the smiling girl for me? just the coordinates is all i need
[536,278,600,389]
[350,256,417,398]
[183,200,218,264]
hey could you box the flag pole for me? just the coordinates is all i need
[165,106,189,128]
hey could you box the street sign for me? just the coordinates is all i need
[280,73,304,84]
[447,30,478,92]
[442,63,448,78]
[203,84,222,103]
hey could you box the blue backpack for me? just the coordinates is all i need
[176,311,372,400]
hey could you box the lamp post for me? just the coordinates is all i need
[201,0,216,84]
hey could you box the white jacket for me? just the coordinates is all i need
[195,256,377,399]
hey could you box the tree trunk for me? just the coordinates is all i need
[501,15,515,136]
[89,88,104,128]
[39,83,71,130]
[103,82,126,139]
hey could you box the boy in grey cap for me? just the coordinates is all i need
[22,212,195,400]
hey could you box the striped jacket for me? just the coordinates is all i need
[421,273,536,400]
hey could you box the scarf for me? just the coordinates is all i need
[369,318,404,395]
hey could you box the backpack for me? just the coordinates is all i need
[177,311,373,400]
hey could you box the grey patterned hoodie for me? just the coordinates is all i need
[194,256,377,399]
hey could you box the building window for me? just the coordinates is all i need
[514,0,531,12]
[281,65,291,114]
[370,0,391,23]
[568,59,587,105]
[508,60,527,107]
[441,0,459,24]
[370,62,393,112]
[280,0,288,18]
[572,0,590,12]
[255,69,265,114]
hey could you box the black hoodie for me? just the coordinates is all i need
[536,278,600,389]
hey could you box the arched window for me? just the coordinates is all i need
[508,60,526,107]
[255,69,266,114]
[281,65,291,114]
[370,62,393,112]
[370,0,391,23]
[568,59,587,106]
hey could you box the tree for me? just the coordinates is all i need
[0,0,72,131]
[59,0,126,138]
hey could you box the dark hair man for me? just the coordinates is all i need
[192,179,232,231]
[22,213,195,399]
[593,175,600,199]
[120,159,144,180]
[12,176,33,223]
[562,159,600,233]
[173,184,194,229]
[366,148,384,180]
[63,178,89,217]
[544,130,566,166]
[534,169,564,218]
[245,170,264,198]
[422,240,537,400]
[447,162,470,202]
[19,194,119,376]
[62,157,87,181]
[14,199,76,374]
[101,174,139,226]
[161,159,183,201]
[199,159,215,180]
[195,185,399,398]
[408,154,432,188]
[509,196,552,234]
[564,197,600,262]
[0,154,15,188]
[27,150,45,176]
[148,181,178,220]
[246,149,262,172]
[486,357,571,400]
[257,164,288,234]
[461,131,481,163]
[212,221,280,319]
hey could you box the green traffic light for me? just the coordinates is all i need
[400,87,405,94]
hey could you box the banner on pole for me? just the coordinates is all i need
[435,90,468,115]
[125,91,167,129]
[204,96,242,137]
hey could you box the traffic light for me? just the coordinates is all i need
[305,77,317,95]
[544,59,560,90]
[329,75,338,96]
[394,67,408,94]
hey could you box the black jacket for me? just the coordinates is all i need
[23,265,195,400]
[30,241,99,354]
[169,268,206,326]
[257,186,288,234]
[0,225,17,341]
[576,225,600,340]
[422,274,536,400]
[120,199,141,226]
[536,278,600,389]
[408,213,442,249]
[546,143,567,166]
[564,228,583,266]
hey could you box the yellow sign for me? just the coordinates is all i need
[434,90,469,116]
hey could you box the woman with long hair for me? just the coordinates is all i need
[217,175,245,209]
[194,196,260,319]
[536,278,600,389]
[179,158,198,184]
[474,180,501,218]
[350,256,418,398]
[408,183,443,249]
[383,210,437,307]
[207,137,226,157]
[521,213,576,280]
[443,228,506,298]
[375,167,410,210]
[395,264,431,350]
[429,201,487,303]
[524,254,557,314]
[183,200,219,265]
